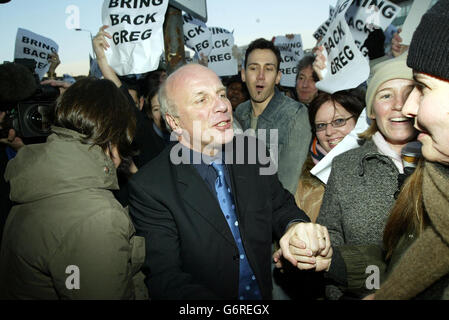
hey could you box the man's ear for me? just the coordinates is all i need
[275,70,282,85]
[241,68,246,83]
[165,114,182,134]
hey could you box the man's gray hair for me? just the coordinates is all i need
[158,77,178,131]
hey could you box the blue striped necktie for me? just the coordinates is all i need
[211,161,261,300]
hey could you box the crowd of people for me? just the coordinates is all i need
[0,0,448,301]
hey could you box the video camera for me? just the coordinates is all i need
[0,58,59,138]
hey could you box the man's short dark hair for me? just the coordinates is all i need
[244,38,281,72]
[55,78,136,160]
[295,54,319,82]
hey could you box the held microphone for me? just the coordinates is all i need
[401,140,422,176]
[395,141,422,199]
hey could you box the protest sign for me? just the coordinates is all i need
[101,0,169,76]
[313,15,333,42]
[183,13,212,59]
[345,0,400,56]
[207,27,238,77]
[315,0,370,94]
[330,5,336,18]
[314,0,345,41]
[400,0,433,46]
[273,34,304,87]
[14,28,59,80]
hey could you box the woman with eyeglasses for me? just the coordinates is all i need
[294,89,364,222]
[315,54,417,300]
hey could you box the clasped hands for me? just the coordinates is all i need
[273,222,332,272]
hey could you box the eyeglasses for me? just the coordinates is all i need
[315,116,354,132]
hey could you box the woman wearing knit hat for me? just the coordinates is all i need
[368,0,449,300]
[315,53,417,299]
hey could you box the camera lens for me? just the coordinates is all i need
[26,105,51,134]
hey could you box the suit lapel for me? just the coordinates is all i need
[175,163,236,246]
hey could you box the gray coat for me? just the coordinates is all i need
[234,88,311,194]
[317,139,400,247]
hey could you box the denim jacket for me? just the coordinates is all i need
[234,88,311,194]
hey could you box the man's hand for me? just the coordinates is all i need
[0,111,25,151]
[40,79,72,95]
[278,222,332,272]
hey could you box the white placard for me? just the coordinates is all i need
[315,0,370,94]
[14,28,59,80]
[311,108,370,184]
[207,27,238,77]
[345,0,400,56]
[101,0,169,76]
[183,13,212,58]
[273,34,304,88]
[400,0,433,46]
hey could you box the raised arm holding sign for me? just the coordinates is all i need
[101,0,169,76]
[314,0,370,94]
[14,28,59,80]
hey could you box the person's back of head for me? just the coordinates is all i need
[54,77,136,161]
[0,62,38,107]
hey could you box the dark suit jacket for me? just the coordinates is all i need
[128,135,309,300]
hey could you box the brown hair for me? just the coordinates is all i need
[54,78,136,160]
[383,159,428,260]
[308,88,365,134]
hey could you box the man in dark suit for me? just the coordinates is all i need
[128,64,332,300]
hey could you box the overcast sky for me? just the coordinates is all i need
[0,0,336,75]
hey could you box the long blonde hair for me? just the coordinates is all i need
[383,159,428,260]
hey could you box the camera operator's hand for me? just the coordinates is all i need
[40,79,72,95]
[0,111,24,151]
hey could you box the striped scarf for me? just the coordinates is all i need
[310,137,328,165]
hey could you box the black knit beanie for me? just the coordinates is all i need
[407,0,449,81]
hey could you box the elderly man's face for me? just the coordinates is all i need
[167,64,234,154]
[295,65,318,104]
